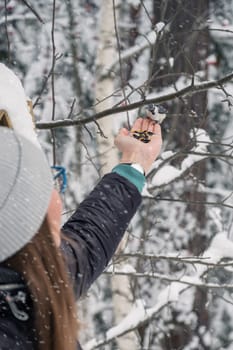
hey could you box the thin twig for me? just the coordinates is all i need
[33,67,54,107]
[112,0,130,128]
[51,0,56,122]
[20,0,44,24]
[140,0,153,24]
[145,196,233,210]
[104,270,233,289]
[67,98,77,119]
[117,253,233,267]
[51,0,57,165]
[4,0,10,63]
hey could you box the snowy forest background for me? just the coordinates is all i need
[1,0,233,349]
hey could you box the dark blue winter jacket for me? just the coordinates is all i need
[0,172,142,349]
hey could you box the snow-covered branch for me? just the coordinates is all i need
[84,232,233,349]
[100,22,165,78]
[148,196,233,210]
[36,71,233,130]
[104,271,233,289]
[148,128,210,189]
[0,14,36,26]
[117,252,233,267]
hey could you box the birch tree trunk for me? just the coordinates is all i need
[95,1,118,173]
[95,1,139,349]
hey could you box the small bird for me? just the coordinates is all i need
[144,104,167,124]
[131,104,167,143]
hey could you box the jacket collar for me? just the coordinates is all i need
[0,266,24,290]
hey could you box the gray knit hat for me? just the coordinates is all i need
[0,127,53,262]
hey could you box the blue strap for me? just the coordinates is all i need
[51,165,67,193]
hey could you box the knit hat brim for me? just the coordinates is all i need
[0,127,53,262]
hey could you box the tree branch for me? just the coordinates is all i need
[117,252,233,267]
[0,13,35,26]
[20,0,44,24]
[84,232,233,349]
[4,0,10,63]
[36,71,233,130]
[146,196,233,210]
[100,24,164,79]
[104,270,233,289]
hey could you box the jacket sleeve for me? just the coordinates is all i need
[60,172,142,299]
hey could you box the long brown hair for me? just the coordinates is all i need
[4,216,79,350]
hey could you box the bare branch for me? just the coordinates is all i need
[104,270,233,289]
[112,0,130,128]
[145,196,233,210]
[0,13,35,26]
[4,0,10,63]
[117,252,233,267]
[50,0,57,166]
[20,0,44,24]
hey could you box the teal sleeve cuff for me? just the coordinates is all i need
[112,164,146,193]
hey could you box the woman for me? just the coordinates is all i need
[0,117,162,350]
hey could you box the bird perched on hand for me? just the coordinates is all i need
[144,104,167,124]
[131,104,167,143]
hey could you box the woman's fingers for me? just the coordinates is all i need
[141,117,152,131]
[131,117,143,131]
[150,124,162,147]
[152,122,161,135]
[147,119,157,133]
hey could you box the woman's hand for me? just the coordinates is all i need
[114,117,162,175]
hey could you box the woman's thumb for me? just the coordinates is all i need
[118,128,129,136]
